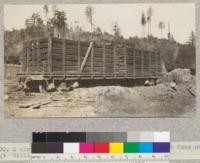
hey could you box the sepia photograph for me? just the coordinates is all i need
[4,3,196,117]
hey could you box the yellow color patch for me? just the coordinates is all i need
[109,143,124,153]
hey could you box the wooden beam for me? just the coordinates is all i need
[133,49,136,78]
[149,51,151,76]
[124,44,127,77]
[155,51,158,77]
[26,43,29,73]
[113,45,116,77]
[62,39,66,76]
[80,42,93,73]
[78,41,81,74]
[91,43,94,78]
[37,40,40,72]
[103,43,106,77]
[48,37,52,75]
[141,50,144,77]
[159,51,162,75]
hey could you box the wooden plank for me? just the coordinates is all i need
[80,42,93,73]
[48,37,52,75]
[21,42,26,72]
[155,52,158,76]
[149,52,151,76]
[103,43,106,77]
[37,40,40,71]
[26,44,30,73]
[124,45,127,77]
[66,39,78,44]
[78,41,81,73]
[62,39,66,75]
[94,57,104,62]
[159,51,162,74]
[141,50,144,77]
[133,49,135,78]
[91,44,94,78]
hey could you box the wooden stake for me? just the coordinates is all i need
[26,42,29,73]
[103,43,106,77]
[37,40,40,72]
[62,39,66,76]
[124,45,127,77]
[91,43,94,78]
[149,51,151,77]
[113,45,116,77]
[141,50,144,77]
[48,37,52,75]
[78,41,81,74]
[133,49,136,78]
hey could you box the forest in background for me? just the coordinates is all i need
[4,5,196,73]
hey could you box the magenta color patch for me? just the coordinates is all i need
[79,143,94,153]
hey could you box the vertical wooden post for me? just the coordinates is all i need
[103,43,106,77]
[113,45,116,77]
[141,50,144,77]
[42,61,45,73]
[78,41,81,75]
[26,42,29,73]
[155,51,158,77]
[62,39,66,77]
[159,51,162,75]
[21,42,25,73]
[36,39,40,72]
[34,41,37,72]
[48,37,52,76]
[91,42,94,78]
[149,51,151,77]
[133,48,136,78]
[124,45,127,77]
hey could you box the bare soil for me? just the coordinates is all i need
[5,78,195,118]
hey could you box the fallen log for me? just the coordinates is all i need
[19,103,37,108]
[31,100,52,109]
[19,100,52,109]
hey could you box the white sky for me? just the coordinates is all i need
[4,3,195,43]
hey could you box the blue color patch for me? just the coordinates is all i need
[139,142,153,153]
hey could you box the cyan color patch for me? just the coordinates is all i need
[139,142,153,153]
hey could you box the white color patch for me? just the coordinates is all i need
[154,132,170,142]
[64,143,79,153]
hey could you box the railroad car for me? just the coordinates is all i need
[17,37,162,90]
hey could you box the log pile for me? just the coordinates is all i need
[22,37,162,79]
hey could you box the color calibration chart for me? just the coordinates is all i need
[31,131,170,162]
[1,134,200,163]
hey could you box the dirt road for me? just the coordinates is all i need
[5,81,195,118]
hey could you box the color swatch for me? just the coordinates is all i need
[109,143,124,153]
[124,142,139,153]
[80,143,94,153]
[32,132,170,154]
[94,143,109,153]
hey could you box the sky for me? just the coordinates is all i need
[4,3,195,43]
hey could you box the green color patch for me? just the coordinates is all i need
[124,142,139,153]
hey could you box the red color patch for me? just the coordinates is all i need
[94,143,109,153]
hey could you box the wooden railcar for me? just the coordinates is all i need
[18,37,162,87]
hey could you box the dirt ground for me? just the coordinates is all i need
[5,71,196,118]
